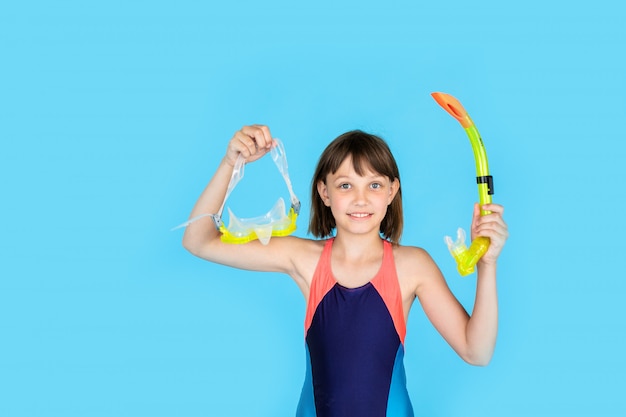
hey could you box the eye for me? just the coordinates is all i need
[370,182,382,189]
[339,183,351,190]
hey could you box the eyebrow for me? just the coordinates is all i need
[332,173,386,182]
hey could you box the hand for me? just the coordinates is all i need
[470,203,508,266]
[224,125,276,167]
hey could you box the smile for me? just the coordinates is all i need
[349,213,372,219]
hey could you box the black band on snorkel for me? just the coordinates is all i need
[476,175,494,195]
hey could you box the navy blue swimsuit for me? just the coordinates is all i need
[297,239,414,417]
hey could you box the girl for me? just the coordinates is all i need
[182,125,508,417]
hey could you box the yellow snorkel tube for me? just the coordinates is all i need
[432,92,493,276]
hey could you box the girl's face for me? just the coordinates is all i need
[317,156,399,237]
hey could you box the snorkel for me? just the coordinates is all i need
[431,92,493,276]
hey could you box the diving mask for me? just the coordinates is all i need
[173,138,301,245]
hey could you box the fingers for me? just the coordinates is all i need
[480,203,504,216]
[226,125,275,165]
[471,203,508,241]
[470,203,508,265]
[240,125,274,151]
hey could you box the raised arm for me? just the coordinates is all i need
[464,203,508,364]
[181,125,303,274]
[413,203,508,366]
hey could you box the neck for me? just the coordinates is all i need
[332,232,383,261]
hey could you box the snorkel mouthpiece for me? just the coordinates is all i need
[444,228,490,276]
[432,92,493,276]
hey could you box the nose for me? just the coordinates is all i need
[353,186,368,206]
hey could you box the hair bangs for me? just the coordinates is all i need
[329,132,398,181]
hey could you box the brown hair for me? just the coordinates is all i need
[308,130,403,243]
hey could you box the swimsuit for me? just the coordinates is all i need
[296,238,414,417]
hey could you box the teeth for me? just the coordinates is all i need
[350,213,369,218]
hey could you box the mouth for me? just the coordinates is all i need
[348,212,373,220]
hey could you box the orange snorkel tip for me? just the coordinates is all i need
[431,92,474,128]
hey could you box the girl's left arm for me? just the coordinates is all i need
[413,203,508,366]
[464,203,508,365]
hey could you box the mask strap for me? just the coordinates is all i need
[270,139,301,214]
[171,138,299,231]
[170,154,245,231]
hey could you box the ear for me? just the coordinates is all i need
[388,178,400,205]
[317,180,331,207]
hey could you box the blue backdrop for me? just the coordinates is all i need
[2,1,625,416]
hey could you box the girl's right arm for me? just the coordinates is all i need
[182,125,307,276]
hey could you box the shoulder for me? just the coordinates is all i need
[392,244,437,270]
[392,243,442,293]
[280,235,326,257]
[276,236,327,287]
[287,235,327,259]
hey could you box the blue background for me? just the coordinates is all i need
[1,1,625,416]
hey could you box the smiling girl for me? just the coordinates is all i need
[182,125,508,417]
